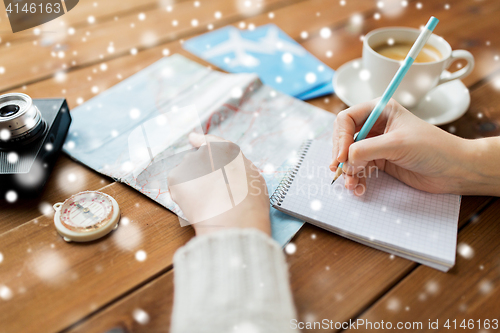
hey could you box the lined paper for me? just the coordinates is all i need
[278,140,461,270]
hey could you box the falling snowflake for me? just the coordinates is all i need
[39,202,54,216]
[310,200,322,211]
[300,31,308,39]
[425,280,439,295]
[386,297,401,312]
[130,108,141,119]
[5,190,17,203]
[478,280,493,294]
[67,173,77,183]
[285,243,297,254]
[113,221,142,251]
[231,87,243,99]
[359,69,371,81]
[0,129,10,142]
[0,285,13,300]
[399,91,416,106]
[493,77,500,90]
[88,16,95,24]
[457,243,474,259]
[65,141,75,149]
[133,308,150,325]
[320,27,331,39]
[305,72,317,84]
[7,152,18,164]
[350,14,363,26]
[31,251,68,283]
[135,250,147,262]
[282,53,293,64]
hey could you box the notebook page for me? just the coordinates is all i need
[279,140,461,266]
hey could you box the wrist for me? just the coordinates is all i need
[458,137,500,196]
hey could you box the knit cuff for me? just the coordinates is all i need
[170,228,297,333]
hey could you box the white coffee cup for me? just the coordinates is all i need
[362,27,474,108]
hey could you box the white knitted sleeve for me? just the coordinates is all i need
[170,228,298,333]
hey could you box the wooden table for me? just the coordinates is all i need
[1,0,499,332]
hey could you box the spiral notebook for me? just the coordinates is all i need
[271,140,461,271]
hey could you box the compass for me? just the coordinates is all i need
[53,191,120,242]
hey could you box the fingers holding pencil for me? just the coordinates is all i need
[330,99,390,171]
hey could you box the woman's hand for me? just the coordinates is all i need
[330,99,477,196]
[168,133,271,236]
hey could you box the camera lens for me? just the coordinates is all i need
[0,105,20,117]
[0,93,46,149]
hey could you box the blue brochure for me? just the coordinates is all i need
[183,24,334,100]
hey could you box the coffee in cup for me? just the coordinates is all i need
[373,42,442,63]
[362,27,474,108]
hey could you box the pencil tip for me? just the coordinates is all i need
[331,166,343,185]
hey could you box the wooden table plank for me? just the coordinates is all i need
[347,198,500,333]
[0,0,163,43]
[67,271,176,333]
[0,156,112,234]
[62,195,490,333]
[1,0,498,332]
[0,0,307,93]
[0,182,193,333]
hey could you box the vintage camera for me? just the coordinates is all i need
[0,93,71,198]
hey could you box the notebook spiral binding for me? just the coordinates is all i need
[270,140,312,207]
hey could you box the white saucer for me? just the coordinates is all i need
[333,58,470,125]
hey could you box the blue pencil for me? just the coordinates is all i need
[332,16,439,184]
